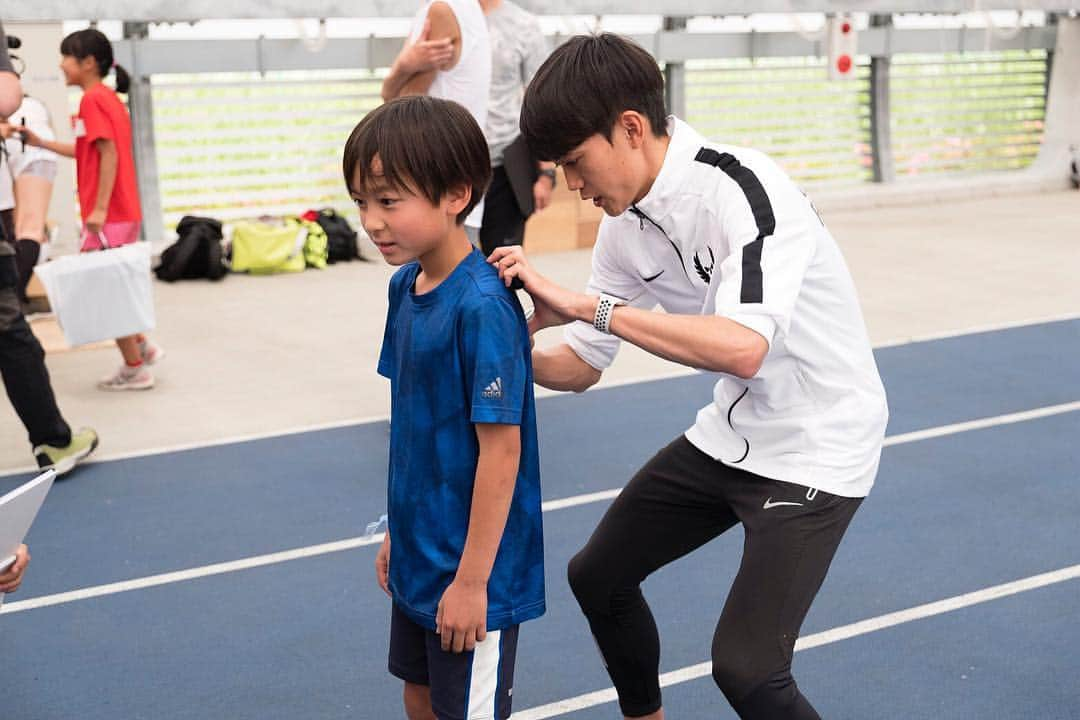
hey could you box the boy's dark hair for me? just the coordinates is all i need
[521,33,667,162]
[60,28,130,94]
[343,96,491,225]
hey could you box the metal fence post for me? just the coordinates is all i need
[122,21,165,245]
[663,16,687,120]
[869,14,895,183]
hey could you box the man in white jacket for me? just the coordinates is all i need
[489,33,888,720]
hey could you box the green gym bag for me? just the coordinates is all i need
[230,218,327,274]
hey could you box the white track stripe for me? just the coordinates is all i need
[1,400,1077,616]
[3,313,1076,480]
[873,311,1080,349]
[511,563,1080,720]
[883,400,1080,447]
[0,534,383,615]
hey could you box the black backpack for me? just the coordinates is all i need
[155,216,227,282]
[312,208,365,263]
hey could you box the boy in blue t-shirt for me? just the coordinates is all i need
[343,95,544,720]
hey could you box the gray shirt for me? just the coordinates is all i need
[484,1,547,166]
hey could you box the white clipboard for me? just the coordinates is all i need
[0,469,56,608]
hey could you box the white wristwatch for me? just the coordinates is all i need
[593,293,626,334]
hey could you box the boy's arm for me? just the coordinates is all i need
[88,138,118,233]
[381,3,461,101]
[436,422,519,653]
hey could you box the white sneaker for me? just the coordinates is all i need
[140,340,165,365]
[98,364,155,391]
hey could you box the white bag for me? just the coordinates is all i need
[34,240,156,347]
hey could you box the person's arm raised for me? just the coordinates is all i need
[490,245,768,381]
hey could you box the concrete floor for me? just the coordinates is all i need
[2,190,1079,474]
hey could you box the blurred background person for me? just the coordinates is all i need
[382,1,491,247]
[1,94,59,312]
[0,18,98,474]
[478,0,556,256]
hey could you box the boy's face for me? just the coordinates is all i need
[349,156,463,266]
[556,122,649,217]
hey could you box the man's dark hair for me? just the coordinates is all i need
[343,96,491,225]
[520,33,667,162]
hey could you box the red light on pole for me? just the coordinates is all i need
[827,14,857,81]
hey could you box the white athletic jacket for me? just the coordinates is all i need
[565,117,888,498]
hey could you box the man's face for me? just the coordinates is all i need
[349,155,460,266]
[556,127,645,217]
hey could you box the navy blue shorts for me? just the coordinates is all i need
[389,603,519,720]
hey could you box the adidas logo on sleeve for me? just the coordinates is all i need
[481,377,503,399]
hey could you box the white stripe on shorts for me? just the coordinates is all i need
[467,629,502,718]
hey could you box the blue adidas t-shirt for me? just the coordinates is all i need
[377,249,545,631]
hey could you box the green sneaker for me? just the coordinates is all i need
[34,427,99,477]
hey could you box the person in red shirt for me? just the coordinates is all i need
[21,28,164,391]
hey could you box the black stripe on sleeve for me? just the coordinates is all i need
[694,147,775,304]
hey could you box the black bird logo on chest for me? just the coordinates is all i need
[693,247,715,285]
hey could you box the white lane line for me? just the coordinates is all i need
[2,399,1078,616]
[882,400,1080,447]
[0,369,698,480]
[0,491,620,616]
[0,534,385,615]
[512,563,1080,720]
[3,312,1076,479]
[873,311,1080,349]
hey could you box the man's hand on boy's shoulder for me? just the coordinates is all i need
[436,578,488,653]
[375,532,391,597]
[488,246,585,333]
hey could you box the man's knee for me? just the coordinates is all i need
[567,547,615,613]
[711,626,796,706]
[711,648,763,704]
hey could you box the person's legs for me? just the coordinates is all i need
[567,435,739,718]
[710,479,863,719]
[0,240,71,448]
[116,335,142,365]
[425,621,519,720]
[391,602,519,720]
[13,167,54,243]
[12,172,54,303]
[391,603,437,719]
[90,220,158,390]
[478,165,527,257]
[404,683,437,720]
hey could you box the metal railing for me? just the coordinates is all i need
[103,21,1058,233]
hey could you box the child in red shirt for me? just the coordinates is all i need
[21,28,164,391]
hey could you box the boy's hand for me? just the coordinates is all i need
[0,544,30,594]
[436,578,487,653]
[488,246,581,333]
[375,532,391,597]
